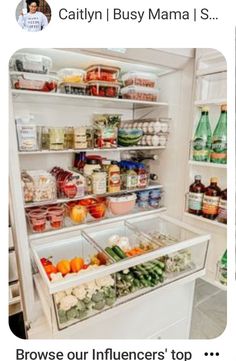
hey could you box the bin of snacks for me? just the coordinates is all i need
[21,170,57,203]
[16,117,41,151]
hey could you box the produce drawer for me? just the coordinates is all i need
[31,213,210,333]
[31,234,116,330]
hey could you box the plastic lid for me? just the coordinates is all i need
[86,64,120,72]
[108,193,137,203]
[86,80,121,87]
[194,175,201,180]
[221,104,227,112]
[122,71,158,80]
[210,177,218,183]
[59,82,86,88]
[10,71,58,81]
[111,160,118,165]
[86,159,100,165]
[121,85,160,94]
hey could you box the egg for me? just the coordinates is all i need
[161,123,169,132]
[142,122,149,134]
[151,135,160,146]
[154,122,162,134]
[148,122,155,134]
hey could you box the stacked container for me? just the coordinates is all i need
[121,71,160,102]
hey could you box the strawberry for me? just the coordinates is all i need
[40,257,52,266]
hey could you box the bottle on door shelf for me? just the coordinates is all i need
[217,188,227,224]
[202,177,221,220]
[211,105,227,164]
[136,163,148,188]
[192,107,212,162]
[188,175,205,215]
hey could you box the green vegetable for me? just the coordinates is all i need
[112,245,127,259]
[105,297,116,306]
[105,247,121,262]
[92,291,105,303]
[66,307,78,320]
[79,309,88,319]
[58,309,67,324]
[76,300,86,311]
[93,300,106,310]
[83,297,91,304]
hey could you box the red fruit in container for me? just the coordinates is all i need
[44,264,57,279]
[29,209,47,233]
[47,206,64,229]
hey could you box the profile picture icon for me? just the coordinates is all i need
[16,0,51,32]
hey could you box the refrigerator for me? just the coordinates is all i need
[9,48,227,339]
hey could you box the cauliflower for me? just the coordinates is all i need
[59,295,78,311]
[96,275,115,288]
[65,288,73,296]
[50,272,63,283]
[72,285,87,300]
[54,291,66,305]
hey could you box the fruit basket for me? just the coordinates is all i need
[31,234,116,330]
[10,71,58,92]
[10,53,52,74]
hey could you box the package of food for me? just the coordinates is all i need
[122,72,158,88]
[10,53,52,74]
[21,171,34,203]
[16,116,41,151]
[86,65,120,82]
[121,86,160,102]
[49,127,65,150]
[86,81,120,98]
[10,72,58,92]
[25,170,57,202]
[58,68,85,84]
[94,127,118,148]
[51,167,86,199]
[59,83,86,95]
[74,127,93,149]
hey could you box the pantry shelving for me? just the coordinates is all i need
[28,206,167,241]
[183,212,227,230]
[12,89,168,110]
[18,146,166,155]
[188,160,227,169]
[24,183,164,208]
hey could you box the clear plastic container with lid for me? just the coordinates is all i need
[86,65,120,82]
[10,72,58,92]
[121,86,160,102]
[10,53,52,74]
[59,83,86,95]
[58,68,85,84]
[122,71,159,88]
[87,81,120,98]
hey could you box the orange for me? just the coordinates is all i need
[70,257,84,272]
[56,259,71,275]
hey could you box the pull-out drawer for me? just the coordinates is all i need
[31,212,210,334]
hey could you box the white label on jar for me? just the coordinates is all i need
[126,175,138,188]
[17,125,37,150]
[219,199,227,209]
[92,174,107,194]
[188,192,203,211]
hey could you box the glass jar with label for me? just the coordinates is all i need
[84,159,101,194]
[64,127,74,149]
[136,163,148,188]
[125,164,138,190]
[217,188,227,224]
[49,127,65,150]
[188,175,205,215]
[92,170,107,195]
[202,177,221,220]
[108,161,121,193]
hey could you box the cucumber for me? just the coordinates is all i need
[112,245,127,259]
[105,247,121,262]
[152,259,165,269]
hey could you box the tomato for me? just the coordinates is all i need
[43,264,57,279]
[79,198,96,207]
[40,257,52,266]
[82,264,89,269]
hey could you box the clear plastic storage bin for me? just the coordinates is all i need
[59,83,86,95]
[195,72,227,101]
[31,235,116,330]
[87,81,120,98]
[10,53,52,74]
[121,86,160,102]
[58,68,85,84]
[122,72,158,88]
[86,65,120,82]
[10,72,58,92]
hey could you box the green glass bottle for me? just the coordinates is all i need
[193,107,212,162]
[211,105,227,164]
